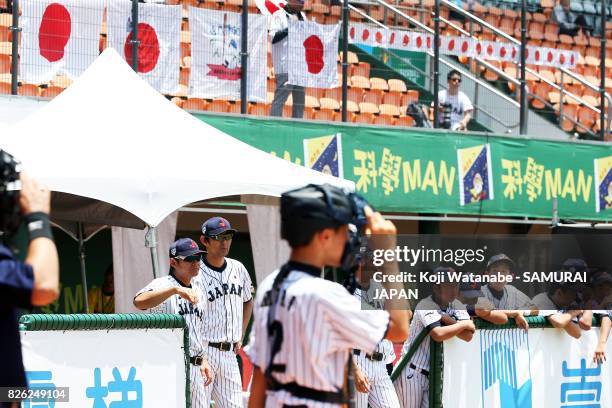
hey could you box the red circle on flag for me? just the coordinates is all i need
[448,39,455,51]
[500,46,507,58]
[487,44,493,56]
[570,54,575,65]
[535,50,540,61]
[512,46,517,59]
[124,23,160,73]
[426,36,431,48]
[362,29,370,41]
[461,40,469,53]
[525,48,529,59]
[39,3,71,63]
[560,53,566,64]
[476,43,482,55]
[375,31,383,44]
[547,51,553,62]
[350,27,355,39]
[416,36,422,48]
[303,35,325,74]
[389,32,395,45]
[403,34,410,46]
[264,0,280,14]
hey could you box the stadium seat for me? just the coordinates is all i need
[305,95,320,109]
[370,77,389,91]
[359,102,379,114]
[180,67,190,86]
[577,106,597,134]
[0,79,10,95]
[249,103,270,117]
[41,86,64,98]
[319,97,340,111]
[559,104,577,132]
[350,75,371,89]
[396,115,415,127]
[170,97,184,108]
[383,91,402,106]
[374,114,394,126]
[388,79,407,93]
[363,90,383,106]
[227,102,242,114]
[402,89,420,105]
[183,98,208,111]
[351,62,371,78]
[379,104,401,117]
[313,109,335,121]
[0,26,9,43]
[342,100,360,113]
[0,53,9,73]
[325,87,341,100]
[51,75,73,88]
[347,87,365,104]
[339,51,359,64]
[353,112,375,124]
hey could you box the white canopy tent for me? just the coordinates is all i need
[2,48,353,311]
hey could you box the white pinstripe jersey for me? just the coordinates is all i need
[481,284,531,310]
[400,296,469,371]
[354,283,395,364]
[197,257,253,343]
[246,263,390,408]
[136,273,206,357]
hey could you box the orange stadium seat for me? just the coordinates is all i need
[379,103,401,117]
[363,90,383,106]
[170,97,185,108]
[388,79,407,93]
[383,91,402,106]
[319,97,340,111]
[0,53,9,73]
[18,84,40,97]
[207,100,230,113]
[227,102,242,114]
[41,86,64,98]
[183,98,208,111]
[559,104,577,132]
[353,112,375,124]
[373,114,394,126]
[249,103,270,117]
[359,102,379,115]
[347,87,365,105]
[313,109,335,121]
[396,115,415,127]
[350,75,371,89]
[0,80,10,95]
[370,77,389,91]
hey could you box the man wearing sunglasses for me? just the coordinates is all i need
[198,217,254,408]
[133,238,212,408]
[435,69,473,131]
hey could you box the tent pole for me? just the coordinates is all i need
[145,226,160,279]
[77,222,90,313]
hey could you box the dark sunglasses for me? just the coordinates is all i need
[450,77,462,83]
[210,234,233,241]
[177,254,202,263]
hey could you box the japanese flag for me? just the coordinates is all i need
[348,23,388,48]
[411,31,432,53]
[20,0,104,84]
[107,0,181,94]
[526,45,544,65]
[288,20,340,89]
[441,36,473,57]
[557,50,578,69]
[254,0,286,16]
[188,8,267,101]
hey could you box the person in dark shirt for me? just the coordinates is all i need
[0,150,59,408]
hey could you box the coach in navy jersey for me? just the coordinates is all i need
[199,216,254,408]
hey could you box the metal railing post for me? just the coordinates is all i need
[240,0,249,114]
[341,0,349,122]
[10,0,20,95]
[559,73,565,127]
[130,0,139,72]
[600,0,607,140]
[519,0,528,135]
[433,0,440,128]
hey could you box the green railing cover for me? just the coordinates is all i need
[19,313,186,331]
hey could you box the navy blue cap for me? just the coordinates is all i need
[591,272,612,286]
[562,258,588,273]
[201,217,237,237]
[487,254,515,270]
[169,238,204,258]
[460,280,483,298]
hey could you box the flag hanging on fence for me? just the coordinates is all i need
[254,0,286,16]
[107,0,181,94]
[188,8,267,102]
[457,144,494,206]
[594,156,612,213]
[288,20,340,89]
[20,0,104,83]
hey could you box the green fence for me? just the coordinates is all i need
[19,313,191,408]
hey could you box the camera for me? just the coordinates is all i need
[0,150,22,235]
[441,102,452,129]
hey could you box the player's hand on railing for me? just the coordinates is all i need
[462,319,476,333]
[594,342,607,364]
[515,313,529,331]
[176,287,199,304]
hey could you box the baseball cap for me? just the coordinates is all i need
[201,217,236,237]
[487,254,515,270]
[561,258,588,273]
[591,272,612,286]
[460,281,484,298]
[169,238,204,258]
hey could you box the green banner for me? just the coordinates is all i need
[196,114,612,222]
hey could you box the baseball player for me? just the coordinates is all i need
[246,184,411,408]
[198,216,253,408]
[394,268,475,408]
[481,254,531,330]
[352,278,400,408]
[133,238,212,408]
[457,281,508,325]
[530,282,583,339]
